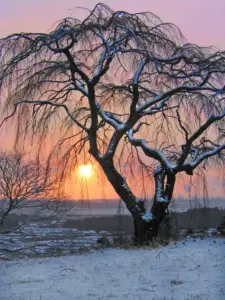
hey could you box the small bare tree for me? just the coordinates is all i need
[0,151,67,233]
[1,3,225,242]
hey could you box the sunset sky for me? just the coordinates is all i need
[1,0,225,48]
[0,0,225,200]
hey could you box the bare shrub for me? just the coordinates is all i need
[0,151,70,233]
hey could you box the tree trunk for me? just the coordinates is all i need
[96,156,176,244]
[133,217,157,243]
[98,158,145,217]
[132,204,168,243]
[0,198,14,228]
[134,169,176,243]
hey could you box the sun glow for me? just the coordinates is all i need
[78,164,93,179]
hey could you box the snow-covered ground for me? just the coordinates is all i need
[0,237,224,300]
[0,221,120,259]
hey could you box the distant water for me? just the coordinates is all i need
[1,198,224,218]
[66,198,225,218]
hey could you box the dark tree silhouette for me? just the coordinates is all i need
[1,3,225,242]
[0,151,68,233]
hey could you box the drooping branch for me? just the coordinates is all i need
[1,100,88,132]
[137,85,224,114]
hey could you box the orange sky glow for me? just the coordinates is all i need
[1,0,225,200]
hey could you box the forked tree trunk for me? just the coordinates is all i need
[98,157,176,243]
[133,217,157,243]
[133,205,168,242]
[133,202,171,243]
[133,169,176,243]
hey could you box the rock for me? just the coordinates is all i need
[207,228,218,236]
[186,228,194,235]
[191,233,205,238]
[178,229,187,239]
[193,229,205,234]
[97,235,112,247]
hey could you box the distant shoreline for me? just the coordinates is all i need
[1,197,224,217]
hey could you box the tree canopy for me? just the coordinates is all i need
[1,3,225,241]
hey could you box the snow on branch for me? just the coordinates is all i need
[1,3,225,212]
[176,109,225,171]
[133,57,149,85]
[95,101,124,130]
[188,109,225,144]
[154,169,169,203]
[128,126,174,170]
[137,86,225,114]
[183,143,225,172]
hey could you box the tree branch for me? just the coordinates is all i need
[1,100,88,132]
[128,127,174,170]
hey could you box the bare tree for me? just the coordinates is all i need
[0,151,67,233]
[1,3,225,242]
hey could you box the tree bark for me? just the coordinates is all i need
[98,158,145,218]
[150,170,176,239]
[133,170,176,243]
[133,218,157,243]
[0,198,14,228]
[96,156,176,243]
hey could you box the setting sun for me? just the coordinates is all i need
[78,164,93,179]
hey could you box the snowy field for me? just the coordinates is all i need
[0,220,119,259]
[0,237,224,300]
